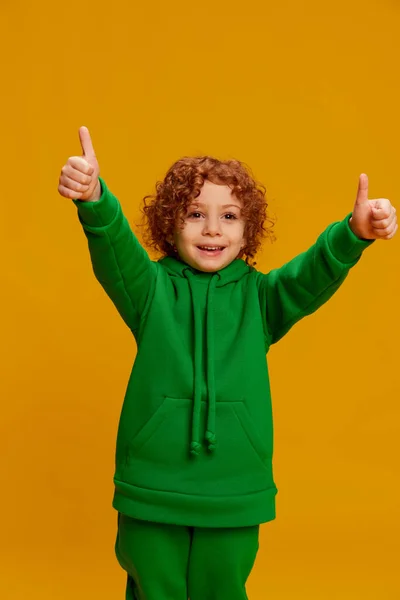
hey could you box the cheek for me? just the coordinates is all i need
[177,223,198,242]
[231,223,246,243]
[174,227,191,250]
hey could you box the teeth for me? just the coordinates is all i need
[199,246,223,250]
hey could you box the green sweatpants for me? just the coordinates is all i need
[115,513,260,600]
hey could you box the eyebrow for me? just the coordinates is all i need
[189,202,242,210]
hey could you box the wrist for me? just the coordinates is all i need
[349,217,363,239]
[86,179,102,202]
[349,216,373,241]
[73,178,118,227]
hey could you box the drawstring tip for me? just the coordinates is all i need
[205,430,216,452]
[190,442,201,456]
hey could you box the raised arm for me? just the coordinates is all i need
[257,175,397,345]
[58,127,156,332]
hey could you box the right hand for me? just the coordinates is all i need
[58,126,101,202]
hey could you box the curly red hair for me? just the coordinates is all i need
[141,156,275,265]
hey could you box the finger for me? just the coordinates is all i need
[371,198,392,219]
[60,175,90,194]
[382,223,398,240]
[371,210,397,229]
[58,184,84,200]
[373,220,398,238]
[79,126,96,159]
[62,162,93,185]
[355,173,369,205]
[68,156,94,176]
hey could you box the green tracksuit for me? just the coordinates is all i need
[74,178,373,597]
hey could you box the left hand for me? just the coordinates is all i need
[349,174,397,240]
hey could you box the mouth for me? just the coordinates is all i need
[196,245,226,257]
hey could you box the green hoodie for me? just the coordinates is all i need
[74,178,373,528]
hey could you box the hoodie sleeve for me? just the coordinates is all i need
[73,178,157,331]
[256,214,374,345]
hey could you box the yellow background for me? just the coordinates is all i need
[1,0,399,598]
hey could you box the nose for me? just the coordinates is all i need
[202,216,222,237]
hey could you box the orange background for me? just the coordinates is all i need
[1,1,400,598]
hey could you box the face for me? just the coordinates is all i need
[171,181,246,272]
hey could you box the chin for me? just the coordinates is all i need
[196,257,232,272]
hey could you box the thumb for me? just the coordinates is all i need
[355,173,369,205]
[79,126,96,159]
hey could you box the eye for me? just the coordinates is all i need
[187,211,203,219]
[223,213,238,220]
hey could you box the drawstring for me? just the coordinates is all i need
[185,269,219,456]
[187,272,203,456]
[205,275,218,451]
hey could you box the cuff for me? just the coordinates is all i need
[327,213,375,263]
[72,177,119,228]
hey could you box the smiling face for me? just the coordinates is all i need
[172,180,246,272]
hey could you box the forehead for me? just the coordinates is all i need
[192,180,242,207]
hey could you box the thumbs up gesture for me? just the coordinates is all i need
[349,174,397,240]
[58,127,101,202]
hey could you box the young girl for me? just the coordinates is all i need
[58,126,397,600]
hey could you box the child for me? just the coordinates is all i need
[58,126,397,600]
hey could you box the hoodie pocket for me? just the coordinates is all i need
[129,396,189,454]
[120,397,272,497]
[230,401,269,464]
[124,396,192,469]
